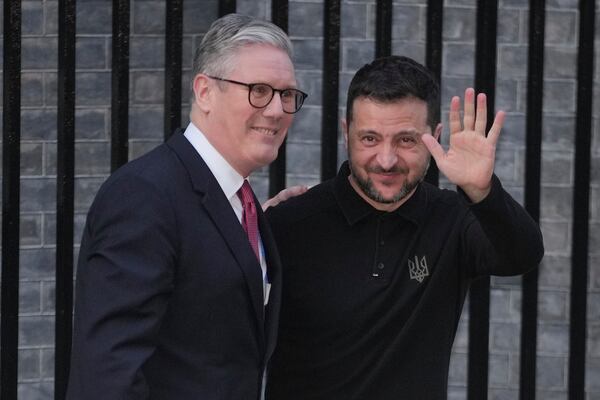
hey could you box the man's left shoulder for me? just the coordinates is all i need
[267,180,336,225]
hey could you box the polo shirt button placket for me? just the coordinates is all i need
[372,261,386,278]
[372,217,387,278]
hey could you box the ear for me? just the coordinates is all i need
[192,74,212,113]
[341,118,349,150]
[433,123,442,141]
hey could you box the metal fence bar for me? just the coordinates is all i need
[164,1,183,140]
[375,0,392,58]
[111,0,130,171]
[424,0,443,187]
[219,0,237,16]
[55,0,77,398]
[321,0,341,181]
[568,0,595,398]
[1,1,22,398]
[468,1,498,398]
[519,0,545,398]
[269,0,289,197]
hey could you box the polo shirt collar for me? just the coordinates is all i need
[334,161,429,227]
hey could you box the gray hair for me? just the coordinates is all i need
[192,13,293,82]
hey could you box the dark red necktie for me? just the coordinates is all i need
[237,180,260,261]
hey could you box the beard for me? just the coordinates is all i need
[348,155,430,205]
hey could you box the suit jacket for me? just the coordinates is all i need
[67,130,282,400]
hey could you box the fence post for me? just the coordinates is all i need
[1,1,22,398]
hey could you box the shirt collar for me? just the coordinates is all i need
[183,122,245,200]
[334,161,429,226]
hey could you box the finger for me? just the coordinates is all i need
[261,197,278,211]
[486,110,505,145]
[261,185,308,210]
[463,88,476,131]
[474,93,487,134]
[449,96,462,135]
[422,133,445,163]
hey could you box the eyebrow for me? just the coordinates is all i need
[251,80,299,90]
[355,129,422,136]
[397,130,421,136]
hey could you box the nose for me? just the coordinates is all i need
[262,91,286,118]
[375,144,398,171]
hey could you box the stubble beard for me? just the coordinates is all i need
[348,155,430,205]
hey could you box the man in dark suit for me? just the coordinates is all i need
[67,14,307,400]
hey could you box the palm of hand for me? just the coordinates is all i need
[439,129,496,190]
[422,88,505,202]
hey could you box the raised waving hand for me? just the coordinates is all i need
[421,88,505,203]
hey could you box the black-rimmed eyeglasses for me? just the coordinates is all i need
[207,75,308,114]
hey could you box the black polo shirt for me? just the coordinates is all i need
[266,161,543,400]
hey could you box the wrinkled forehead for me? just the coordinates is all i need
[349,97,431,132]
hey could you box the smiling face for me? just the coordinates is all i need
[192,43,297,177]
[343,97,441,211]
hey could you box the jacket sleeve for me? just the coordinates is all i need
[67,172,177,400]
[460,175,545,277]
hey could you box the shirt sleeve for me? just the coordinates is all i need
[459,174,545,277]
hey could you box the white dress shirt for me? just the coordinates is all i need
[183,123,270,305]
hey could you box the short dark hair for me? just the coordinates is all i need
[345,56,440,131]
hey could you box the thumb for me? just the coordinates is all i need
[421,134,445,163]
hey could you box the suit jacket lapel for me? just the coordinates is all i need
[166,132,266,346]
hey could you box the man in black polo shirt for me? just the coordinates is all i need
[265,56,544,399]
